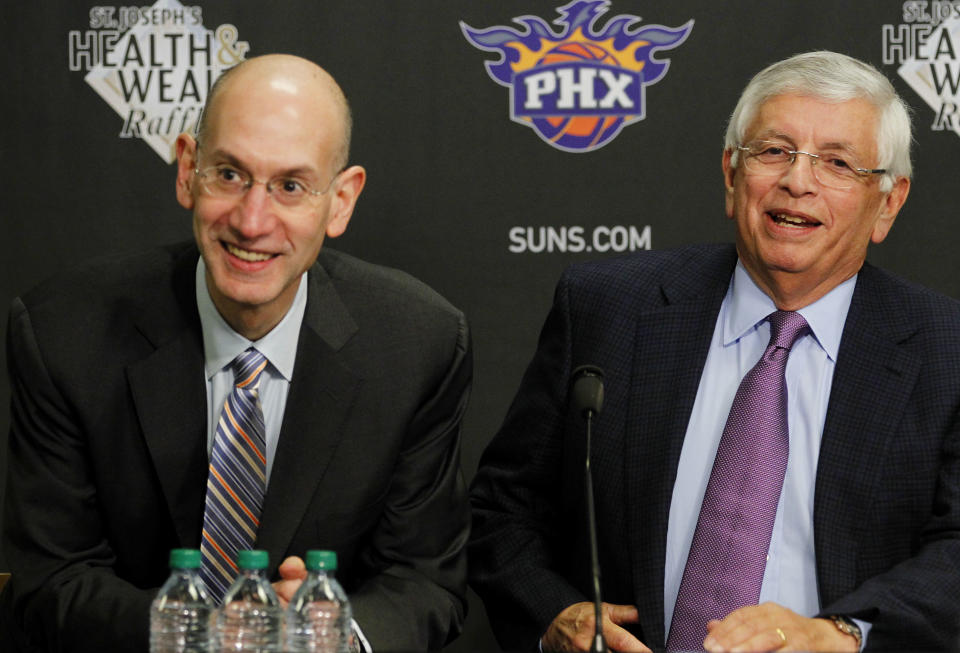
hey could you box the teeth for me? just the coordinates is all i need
[773,213,811,227]
[226,243,272,262]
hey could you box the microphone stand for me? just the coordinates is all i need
[584,406,606,653]
[571,365,607,653]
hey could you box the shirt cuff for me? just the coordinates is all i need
[853,618,871,651]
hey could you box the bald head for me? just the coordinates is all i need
[197,54,352,172]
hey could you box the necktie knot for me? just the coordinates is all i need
[232,348,268,392]
[767,310,810,351]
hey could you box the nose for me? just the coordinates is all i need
[779,151,819,196]
[231,181,276,238]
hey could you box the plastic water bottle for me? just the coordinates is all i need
[150,548,214,652]
[285,550,354,652]
[214,550,283,652]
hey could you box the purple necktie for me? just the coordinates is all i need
[199,348,268,603]
[667,311,810,651]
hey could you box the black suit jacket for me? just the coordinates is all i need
[469,243,960,651]
[1,242,472,652]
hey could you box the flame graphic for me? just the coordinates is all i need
[503,27,650,77]
[462,1,691,86]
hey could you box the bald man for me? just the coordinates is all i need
[1,54,472,652]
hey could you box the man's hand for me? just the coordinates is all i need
[703,603,859,653]
[272,556,308,608]
[541,602,650,652]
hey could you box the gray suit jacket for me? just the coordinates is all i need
[1,242,472,652]
[470,243,960,651]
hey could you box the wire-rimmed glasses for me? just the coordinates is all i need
[736,140,886,190]
[192,145,341,211]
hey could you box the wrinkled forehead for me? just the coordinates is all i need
[747,93,880,156]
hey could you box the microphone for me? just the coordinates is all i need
[570,365,607,653]
[572,365,604,417]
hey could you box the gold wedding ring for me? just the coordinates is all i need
[775,627,787,647]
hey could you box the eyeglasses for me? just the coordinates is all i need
[192,146,340,211]
[736,140,886,190]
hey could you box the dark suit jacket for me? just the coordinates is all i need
[1,242,472,652]
[469,243,960,651]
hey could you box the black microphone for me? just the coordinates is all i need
[571,365,607,653]
[572,365,604,417]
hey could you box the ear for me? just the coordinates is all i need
[175,133,198,210]
[722,148,737,219]
[871,176,910,244]
[324,165,367,239]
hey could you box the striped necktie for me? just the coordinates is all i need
[199,348,269,603]
[667,311,810,651]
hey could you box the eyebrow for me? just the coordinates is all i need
[754,130,862,154]
[202,147,321,179]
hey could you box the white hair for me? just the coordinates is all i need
[724,51,912,192]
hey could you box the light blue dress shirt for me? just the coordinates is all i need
[663,261,857,636]
[195,257,307,487]
[194,258,373,652]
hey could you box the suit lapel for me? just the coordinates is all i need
[813,264,921,604]
[256,261,361,570]
[128,247,209,548]
[626,246,738,647]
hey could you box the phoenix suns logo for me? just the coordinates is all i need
[461,1,693,153]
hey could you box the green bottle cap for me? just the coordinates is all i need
[169,548,201,569]
[305,550,337,571]
[236,549,269,570]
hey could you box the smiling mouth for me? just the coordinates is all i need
[224,242,274,262]
[769,212,820,228]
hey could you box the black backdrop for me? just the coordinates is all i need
[4,1,960,649]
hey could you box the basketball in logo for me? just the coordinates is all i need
[535,42,622,147]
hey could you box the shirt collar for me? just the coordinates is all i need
[195,256,307,381]
[722,260,856,362]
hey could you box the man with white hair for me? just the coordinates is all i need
[470,50,960,652]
